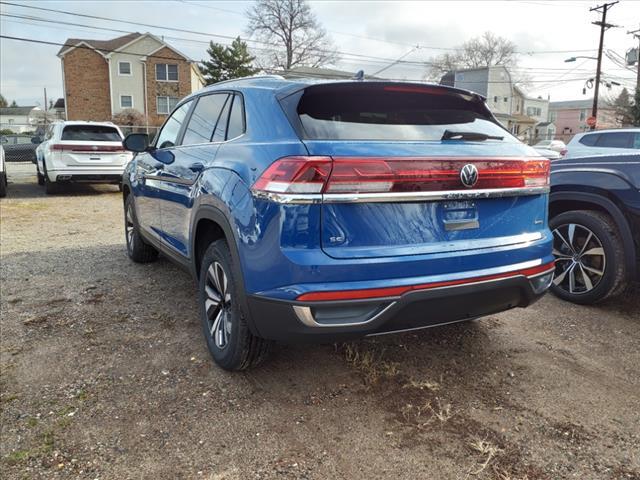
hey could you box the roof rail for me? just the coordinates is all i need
[205,74,286,88]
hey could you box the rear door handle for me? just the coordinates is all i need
[189,162,205,173]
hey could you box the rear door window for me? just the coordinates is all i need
[181,93,229,146]
[595,132,633,148]
[578,134,599,146]
[212,97,232,142]
[226,94,245,140]
[61,125,122,142]
[291,83,512,141]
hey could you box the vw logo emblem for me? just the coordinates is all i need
[460,164,479,188]
[91,145,98,151]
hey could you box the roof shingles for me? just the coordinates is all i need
[57,33,142,56]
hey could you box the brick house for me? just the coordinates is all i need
[58,32,205,126]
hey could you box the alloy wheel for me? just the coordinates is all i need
[204,262,232,349]
[552,223,606,295]
[125,205,134,251]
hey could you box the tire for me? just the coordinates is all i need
[199,239,271,371]
[0,173,6,198]
[44,174,59,195]
[549,210,627,304]
[124,194,158,263]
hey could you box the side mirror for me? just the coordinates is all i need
[31,136,42,144]
[123,133,150,153]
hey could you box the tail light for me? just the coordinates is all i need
[51,144,125,153]
[252,156,550,195]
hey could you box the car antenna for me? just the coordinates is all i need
[353,70,365,81]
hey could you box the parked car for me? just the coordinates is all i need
[0,144,6,198]
[533,139,567,156]
[0,134,39,162]
[564,128,640,158]
[549,153,640,304]
[121,78,554,371]
[36,121,132,194]
[533,147,562,160]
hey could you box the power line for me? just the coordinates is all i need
[0,1,603,57]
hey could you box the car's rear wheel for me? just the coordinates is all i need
[0,172,6,198]
[199,239,271,371]
[550,210,626,304]
[124,195,158,263]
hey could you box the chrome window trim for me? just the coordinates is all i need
[252,186,549,204]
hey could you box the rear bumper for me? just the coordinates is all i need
[47,167,124,183]
[247,263,554,342]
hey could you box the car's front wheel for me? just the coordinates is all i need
[199,240,271,370]
[124,194,158,263]
[550,210,627,304]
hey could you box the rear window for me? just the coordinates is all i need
[596,132,633,148]
[293,83,512,142]
[61,125,121,142]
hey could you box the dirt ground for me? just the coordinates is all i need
[1,162,639,480]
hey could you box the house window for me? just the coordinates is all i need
[118,61,131,75]
[549,111,557,122]
[157,96,179,115]
[503,97,508,102]
[156,64,178,82]
[493,96,498,103]
[579,109,587,121]
[120,95,133,108]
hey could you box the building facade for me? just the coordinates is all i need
[440,66,554,144]
[58,33,205,126]
[549,99,619,141]
[0,106,43,133]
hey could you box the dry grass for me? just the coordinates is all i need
[402,378,440,392]
[342,342,400,385]
[467,437,504,476]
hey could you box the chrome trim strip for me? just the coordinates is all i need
[144,174,194,186]
[252,186,549,205]
[322,186,549,204]
[293,302,397,328]
[366,317,479,337]
[252,190,323,204]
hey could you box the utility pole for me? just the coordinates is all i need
[43,87,48,127]
[628,28,640,92]
[590,1,618,130]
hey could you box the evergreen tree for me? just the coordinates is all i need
[612,88,633,126]
[0,94,7,108]
[200,37,258,85]
[10,100,17,107]
[630,88,640,127]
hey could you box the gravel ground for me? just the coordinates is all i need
[1,162,639,480]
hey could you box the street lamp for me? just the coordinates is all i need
[564,56,598,62]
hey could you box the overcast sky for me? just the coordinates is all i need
[1,0,638,107]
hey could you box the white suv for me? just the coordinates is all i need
[564,128,640,158]
[36,121,133,194]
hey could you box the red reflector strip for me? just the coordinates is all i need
[296,261,555,302]
[52,144,125,152]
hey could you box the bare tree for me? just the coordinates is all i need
[426,32,518,81]
[245,0,338,70]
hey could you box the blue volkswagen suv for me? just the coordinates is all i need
[122,77,555,370]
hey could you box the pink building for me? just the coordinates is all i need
[549,98,618,142]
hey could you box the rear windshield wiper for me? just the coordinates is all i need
[441,130,504,141]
